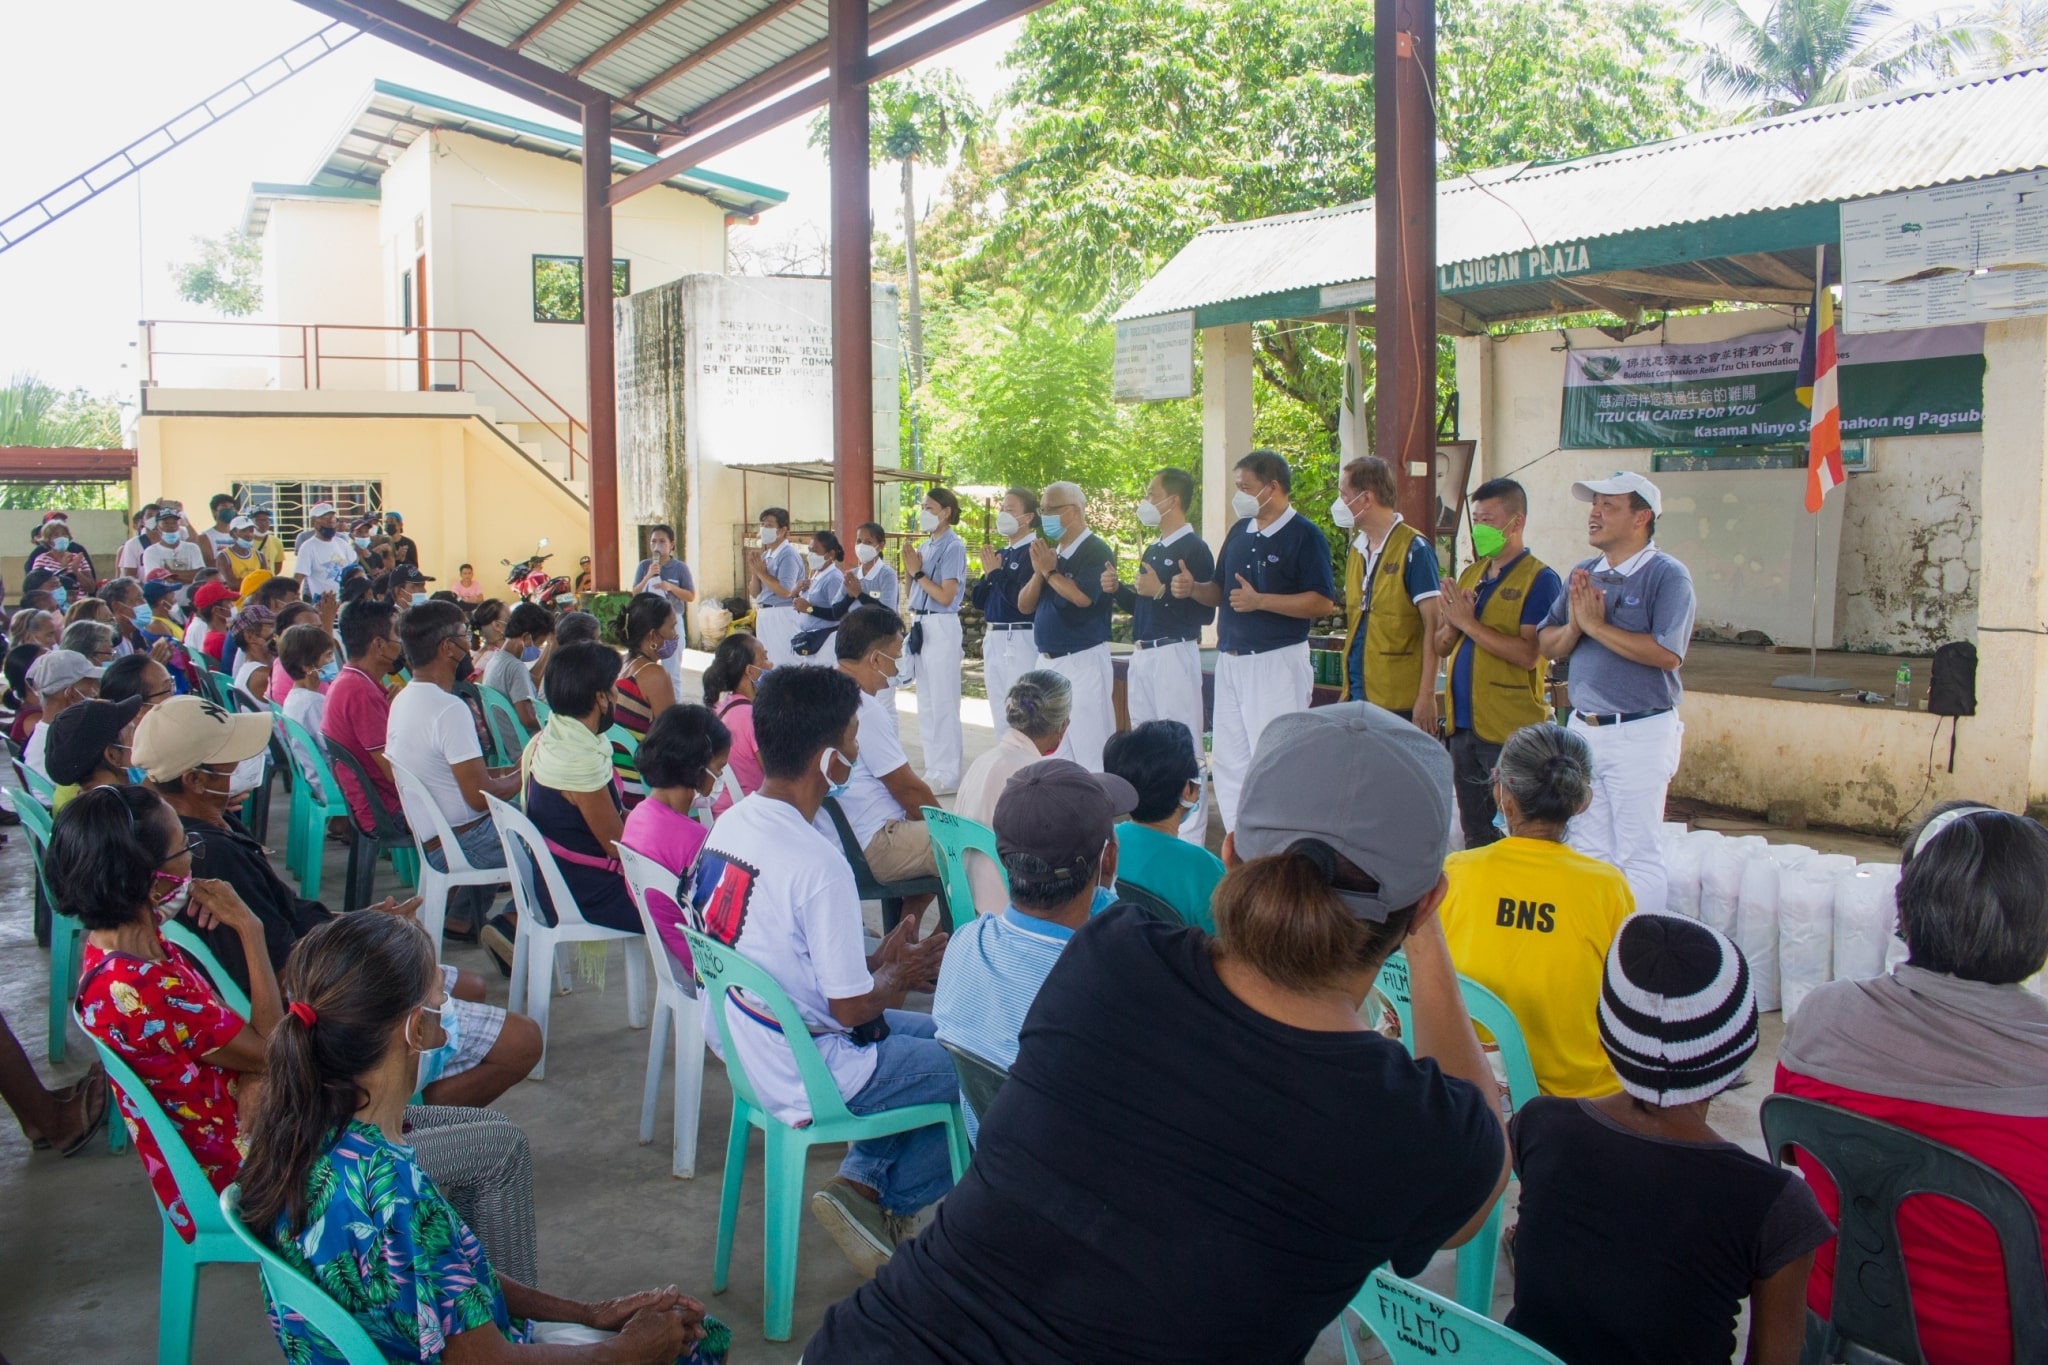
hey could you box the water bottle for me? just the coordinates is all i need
[1894,663,1911,710]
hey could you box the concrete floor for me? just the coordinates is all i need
[0,652,1813,1363]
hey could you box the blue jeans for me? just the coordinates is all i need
[423,813,507,873]
[837,1010,958,1216]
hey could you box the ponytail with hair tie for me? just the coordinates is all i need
[287,1000,317,1027]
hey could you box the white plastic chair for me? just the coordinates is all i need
[616,842,707,1178]
[386,757,509,960]
[698,764,741,831]
[484,794,648,1079]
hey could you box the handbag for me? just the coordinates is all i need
[905,620,925,656]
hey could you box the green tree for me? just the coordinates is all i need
[1953,0,2048,68]
[171,230,264,317]
[0,374,129,510]
[1694,0,1966,115]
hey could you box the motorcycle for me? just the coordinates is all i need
[501,540,574,610]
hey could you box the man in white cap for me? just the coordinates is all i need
[1537,470,1695,912]
[23,650,103,778]
[293,501,354,628]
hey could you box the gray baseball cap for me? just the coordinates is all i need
[28,649,103,695]
[995,758,1138,883]
[1234,702,1453,921]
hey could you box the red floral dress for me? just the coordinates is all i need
[77,933,247,1241]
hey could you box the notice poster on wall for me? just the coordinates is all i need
[1841,169,2048,334]
[1113,311,1195,401]
[1557,323,1984,449]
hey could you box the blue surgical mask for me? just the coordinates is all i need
[51,536,70,552]
[133,605,155,629]
[411,591,430,607]
[1090,884,1116,916]
[1040,514,1063,540]
[353,535,372,549]
[820,746,853,800]
[233,537,253,553]
[521,645,541,664]
[412,1002,461,1090]
[52,587,68,607]
[161,531,181,547]
[126,766,149,785]
[317,659,341,684]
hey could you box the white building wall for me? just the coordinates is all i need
[262,198,384,390]
[1456,308,1984,653]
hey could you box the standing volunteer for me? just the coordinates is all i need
[1536,470,1694,912]
[1018,482,1116,771]
[1335,455,1443,731]
[745,507,805,667]
[1433,477,1563,848]
[1104,467,1215,843]
[970,488,1042,743]
[901,488,968,795]
[632,523,697,693]
[1180,450,1335,832]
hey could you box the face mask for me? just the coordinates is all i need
[655,636,679,661]
[995,511,1021,537]
[820,746,853,799]
[805,551,827,572]
[854,542,880,565]
[161,531,181,547]
[51,537,70,552]
[127,766,149,785]
[1330,494,1358,530]
[133,605,155,629]
[759,526,780,545]
[353,535,372,549]
[1231,486,1266,521]
[873,651,900,686]
[233,537,253,553]
[316,525,337,540]
[151,871,192,920]
[317,659,341,683]
[52,587,69,607]
[411,591,430,607]
[1089,884,1116,916]
[454,652,475,680]
[1134,499,1162,528]
[918,508,941,534]
[411,1002,461,1090]
[1471,523,1508,559]
[521,644,541,664]
[1040,514,1064,541]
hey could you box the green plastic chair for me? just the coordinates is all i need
[88,1037,258,1365]
[159,918,255,1018]
[219,1185,385,1364]
[605,722,642,756]
[1366,950,1539,1316]
[320,738,421,912]
[681,924,970,1342]
[275,712,350,900]
[477,684,533,767]
[920,806,1000,931]
[1345,1266,1566,1365]
[13,787,76,1064]
[14,760,55,808]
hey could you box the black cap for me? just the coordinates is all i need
[390,564,435,585]
[994,759,1138,884]
[45,696,145,786]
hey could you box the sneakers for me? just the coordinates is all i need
[810,1178,896,1278]
[480,913,517,978]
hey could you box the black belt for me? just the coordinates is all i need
[985,621,1033,631]
[1573,707,1672,727]
[1041,643,1105,660]
[1219,640,1305,658]
[1133,637,1198,650]
[911,609,957,617]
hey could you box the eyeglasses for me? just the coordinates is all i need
[156,832,205,867]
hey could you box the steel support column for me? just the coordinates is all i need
[828,0,874,535]
[1373,0,1437,533]
[582,98,621,589]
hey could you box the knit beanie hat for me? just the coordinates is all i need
[1598,912,1758,1106]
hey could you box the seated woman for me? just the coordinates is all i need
[619,703,731,970]
[238,912,721,1363]
[45,695,144,808]
[264,600,321,706]
[1777,801,2048,1365]
[227,604,277,701]
[5,642,46,750]
[612,593,679,805]
[277,623,336,801]
[1104,719,1224,931]
[958,671,1072,914]
[1509,912,1831,1365]
[1436,722,1634,1098]
[521,641,641,935]
[700,632,766,817]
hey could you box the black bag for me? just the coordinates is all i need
[790,624,836,658]
[905,620,925,656]
[1928,642,1977,717]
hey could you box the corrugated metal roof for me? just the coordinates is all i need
[1116,62,2048,324]
[304,79,787,215]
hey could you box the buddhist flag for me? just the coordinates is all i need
[1798,245,1844,513]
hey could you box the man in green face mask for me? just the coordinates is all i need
[1432,477,1564,847]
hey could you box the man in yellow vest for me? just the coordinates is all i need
[1335,456,1443,734]
[1432,477,1564,848]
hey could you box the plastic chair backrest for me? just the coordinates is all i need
[1457,974,1542,1111]
[14,757,55,809]
[939,1039,1009,1121]
[920,806,1001,931]
[615,841,697,998]
[484,793,606,933]
[320,737,409,838]
[1117,880,1187,928]
[88,1036,235,1243]
[1759,1094,2048,1365]
[1349,1266,1567,1364]
[12,779,55,899]
[476,685,532,768]
[605,723,641,757]
[218,1185,386,1365]
[388,759,487,876]
[274,712,341,807]
[1373,949,1414,1039]
[159,919,255,1019]
[679,924,859,1128]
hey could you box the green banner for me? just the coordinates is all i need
[1559,324,1984,449]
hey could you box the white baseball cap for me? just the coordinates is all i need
[308,501,337,518]
[229,515,256,532]
[1571,470,1662,517]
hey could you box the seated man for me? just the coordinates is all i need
[1104,719,1226,931]
[135,694,540,1108]
[934,758,1135,1141]
[831,606,942,903]
[22,649,101,777]
[809,703,1509,1363]
[322,599,408,833]
[690,664,950,1278]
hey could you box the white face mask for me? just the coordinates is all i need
[1230,487,1265,520]
[854,542,880,565]
[918,508,941,534]
[759,525,780,546]
[805,551,827,571]
[995,511,1021,537]
[1330,493,1358,530]
[820,745,853,797]
[1134,498,1162,528]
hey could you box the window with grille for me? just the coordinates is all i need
[231,480,383,541]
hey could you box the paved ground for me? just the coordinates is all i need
[0,653,1847,1363]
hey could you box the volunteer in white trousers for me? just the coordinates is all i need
[1019,481,1117,771]
[744,506,805,667]
[971,487,1043,743]
[1536,469,1695,913]
[1181,450,1336,832]
[631,522,697,693]
[1105,467,1216,844]
[902,487,969,794]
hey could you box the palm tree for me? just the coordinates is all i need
[1954,0,2048,67]
[1695,0,1968,115]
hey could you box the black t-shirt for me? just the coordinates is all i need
[1507,1097,1834,1365]
[807,907,1504,1365]
[177,813,331,997]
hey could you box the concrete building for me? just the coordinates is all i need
[137,80,785,590]
[1114,64,2048,834]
